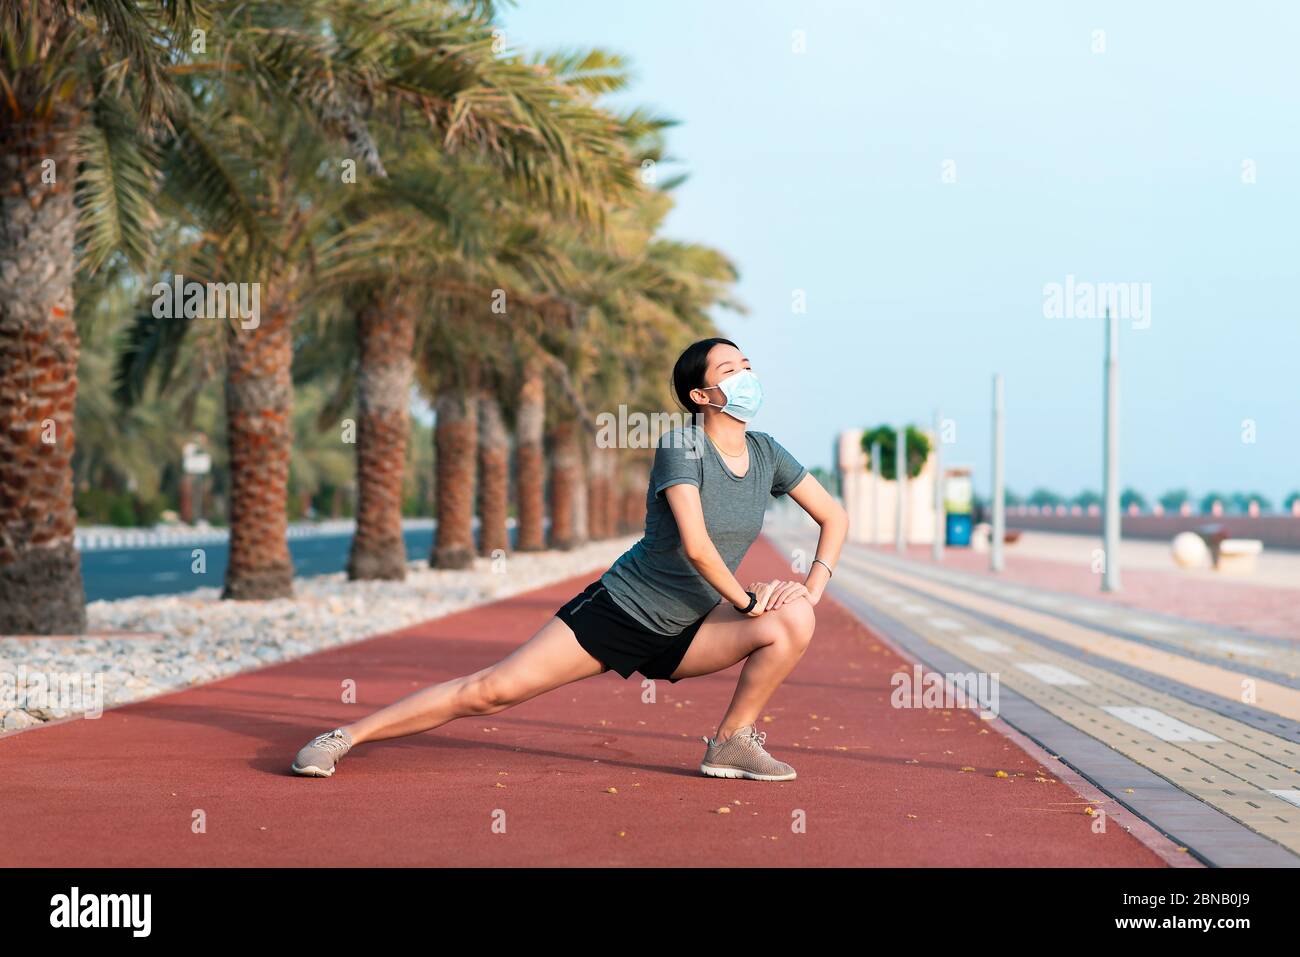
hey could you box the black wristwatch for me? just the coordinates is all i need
[734,590,758,614]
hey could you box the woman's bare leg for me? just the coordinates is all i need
[341,617,607,745]
[668,597,816,742]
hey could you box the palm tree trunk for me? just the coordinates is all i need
[0,117,86,634]
[587,446,615,540]
[477,385,510,557]
[602,449,621,538]
[432,367,478,568]
[222,275,296,600]
[546,418,580,550]
[513,356,546,551]
[599,450,616,537]
[347,291,414,580]
[572,435,590,547]
[625,459,650,534]
[586,452,604,541]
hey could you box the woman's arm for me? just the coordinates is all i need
[772,473,849,607]
[663,483,777,615]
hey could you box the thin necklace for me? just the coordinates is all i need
[706,430,747,458]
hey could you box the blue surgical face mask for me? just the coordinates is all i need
[702,369,763,422]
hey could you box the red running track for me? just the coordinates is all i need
[0,540,1166,867]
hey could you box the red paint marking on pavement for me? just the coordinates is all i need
[0,539,1165,867]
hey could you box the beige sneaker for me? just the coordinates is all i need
[291,728,354,777]
[700,725,796,781]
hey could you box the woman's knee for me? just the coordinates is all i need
[775,597,816,650]
[457,670,517,716]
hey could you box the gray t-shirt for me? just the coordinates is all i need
[600,425,808,634]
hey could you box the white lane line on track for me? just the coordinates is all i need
[1125,620,1182,635]
[1071,605,1112,618]
[1210,639,1268,658]
[927,617,963,631]
[1101,707,1221,742]
[962,636,1011,653]
[1014,662,1091,686]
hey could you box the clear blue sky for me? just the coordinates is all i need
[501,0,1300,505]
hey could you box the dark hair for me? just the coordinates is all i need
[672,337,738,413]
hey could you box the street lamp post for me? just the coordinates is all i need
[895,425,907,553]
[932,408,945,562]
[1102,307,1122,592]
[871,440,882,545]
[991,375,1005,573]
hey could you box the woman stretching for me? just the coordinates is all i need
[291,338,849,781]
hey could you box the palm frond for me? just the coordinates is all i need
[75,93,160,273]
[531,48,632,97]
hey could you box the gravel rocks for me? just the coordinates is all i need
[0,537,634,734]
[3,710,39,731]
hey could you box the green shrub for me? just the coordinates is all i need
[859,425,932,480]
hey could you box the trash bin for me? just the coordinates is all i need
[943,469,974,547]
[946,513,972,547]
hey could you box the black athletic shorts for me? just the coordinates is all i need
[555,579,712,683]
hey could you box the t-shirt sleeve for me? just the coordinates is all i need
[766,434,808,498]
[650,428,705,497]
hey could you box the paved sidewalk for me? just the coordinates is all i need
[917,532,1300,640]
[0,539,1166,867]
[767,528,1300,866]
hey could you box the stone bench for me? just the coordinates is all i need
[1216,538,1263,575]
[1186,524,1262,574]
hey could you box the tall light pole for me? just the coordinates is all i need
[1102,307,1122,591]
[871,440,882,545]
[895,425,907,553]
[991,375,1005,572]
[932,409,945,561]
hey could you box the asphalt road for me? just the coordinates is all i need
[80,527,443,602]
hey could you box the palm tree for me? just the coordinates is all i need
[1158,488,1191,513]
[328,43,641,577]
[1027,488,1064,508]
[476,371,511,557]
[551,186,743,548]
[116,7,641,596]
[1120,488,1147,513]
[346,288,416,579]
[513,348,547,551]
[432,352,479,568]
[619,455,651,534]
[0,0,192,633]
[547,416,583,551]
[305,151,489,578]
[587,446,617,540]
[73,266,186,514]
[1071,489,1102,509]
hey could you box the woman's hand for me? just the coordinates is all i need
[745,580,811,614]
[740,580,774,616]
[767,580,812,610]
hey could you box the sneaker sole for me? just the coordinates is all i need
[290,763,335,778]
[700,762,796,782]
